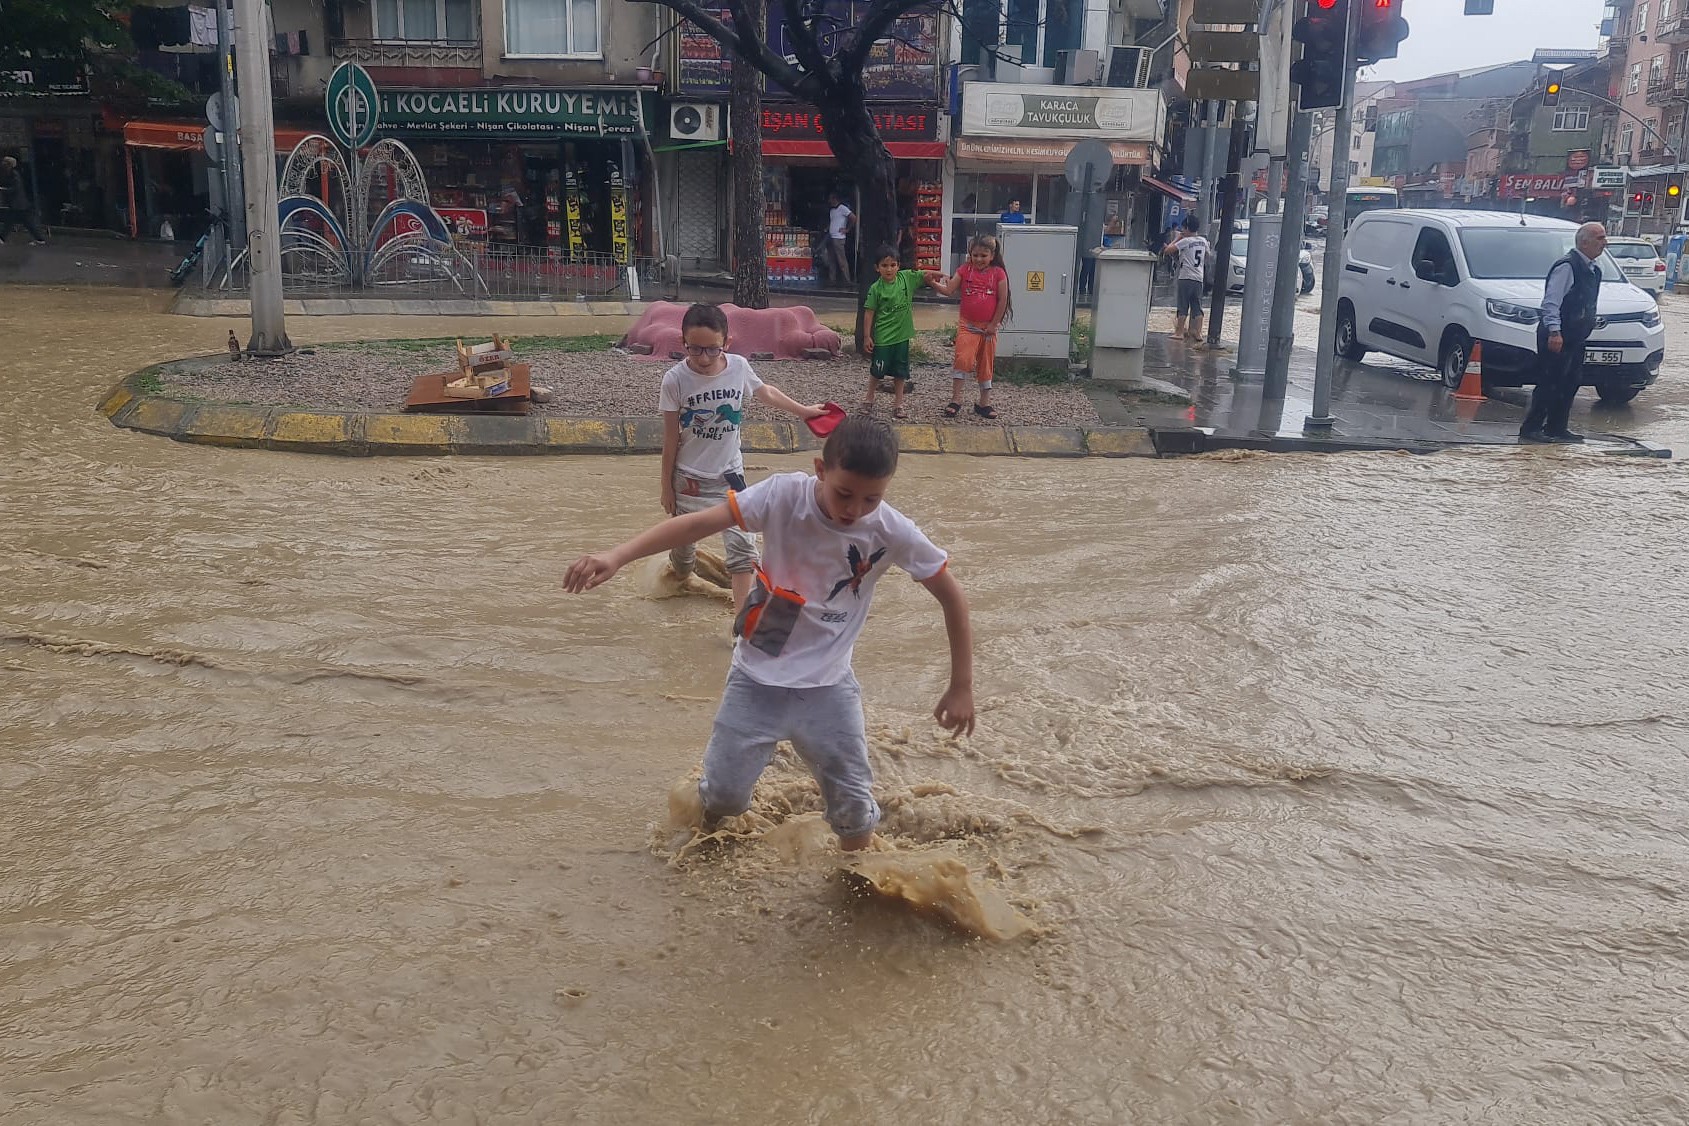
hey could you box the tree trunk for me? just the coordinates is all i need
[818,76,896,354]
[729,0,768,308]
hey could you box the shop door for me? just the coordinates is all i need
[671,150,721,268]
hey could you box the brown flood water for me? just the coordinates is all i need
[4,287,1689,1124]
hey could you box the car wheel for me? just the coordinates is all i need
[1438,330,1472,390]
[1596,384,1643,405]
[1335,301,1367,361]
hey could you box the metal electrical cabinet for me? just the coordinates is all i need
[994,224,1077,360]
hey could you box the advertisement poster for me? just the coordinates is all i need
[677,2,937,100]
[608,165,630,266]
[565,168,586,259]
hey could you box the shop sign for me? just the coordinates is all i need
[760,105,936,142]
[1566,148,1592,172]
[954,137,1152,165]
[1591,167,1627,190]
[326,63,379,150]
[2,61,90,95]
[378,89,646,137]
[1499,173,1565,198]
[677,2,937,99]
[961,82,1163,142]
[387,207,488,243]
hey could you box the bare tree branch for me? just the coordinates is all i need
[779,4,835,85]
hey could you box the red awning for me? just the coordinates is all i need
[1142,176,1198,204]
[122,120,318,153]
[761,139,947,160]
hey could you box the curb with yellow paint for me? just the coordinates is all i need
[99,363,1163,459]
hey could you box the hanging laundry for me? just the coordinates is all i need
[188,6,218,47]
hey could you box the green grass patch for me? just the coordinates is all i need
[1070,318,1093,365]
[995,358,1072,386]
[134,368,164,395]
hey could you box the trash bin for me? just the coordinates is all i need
[1089,248,1158,381]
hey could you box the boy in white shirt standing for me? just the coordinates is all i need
[565,417,976,851]
[660,303,826,608]
[1162,213,1211,342]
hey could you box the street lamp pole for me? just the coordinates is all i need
[233,0,291,355]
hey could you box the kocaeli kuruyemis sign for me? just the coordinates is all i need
[376,89,651,138]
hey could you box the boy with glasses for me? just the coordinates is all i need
[660,303,827,608]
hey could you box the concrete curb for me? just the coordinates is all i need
[98,365,1163,459]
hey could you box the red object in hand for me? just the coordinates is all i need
[806,402,849,437]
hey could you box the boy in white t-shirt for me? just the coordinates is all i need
[1162,213,1211,342]
[660,303,826,608]
[565,417,976,851]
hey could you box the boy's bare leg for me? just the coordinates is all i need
[892,379,906,414]
[1188,313,1205,342]
[861,372,877,409]
[730,570,753,609]
[1174,315,1187,338]
[978,382,992,409]
[949,375,965,405]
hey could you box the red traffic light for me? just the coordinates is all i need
[1318,0,1338,7]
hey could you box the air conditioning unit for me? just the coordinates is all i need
[669,102,724,142]
[1105,45,1153,89]
[1056,48,1100,86]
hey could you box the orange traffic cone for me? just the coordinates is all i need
[1453,340,1486,400]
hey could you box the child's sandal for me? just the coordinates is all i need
[973,403,999,420]
[893,407,908,420]
[942,401,963,418]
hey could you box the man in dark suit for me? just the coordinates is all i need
[1520,221,1607,444]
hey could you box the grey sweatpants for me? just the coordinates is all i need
[670,470,758,576]
[698,667,880,838]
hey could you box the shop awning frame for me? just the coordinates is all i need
[1143,176,1198,204]
[761,139,947,160]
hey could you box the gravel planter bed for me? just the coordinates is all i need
[158,334,1102,429]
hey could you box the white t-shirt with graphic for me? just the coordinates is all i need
[1172,235,1211,282]
[658,354,764,479]
[730,472,949,689]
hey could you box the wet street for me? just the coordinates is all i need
[4,285,1689,1124]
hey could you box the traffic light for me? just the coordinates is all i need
[1543,81,1561,107]
[1670,183,1682,199]
[1356,0,1410,63]
[1632,190,1655,210]
[1291,0,1350,112]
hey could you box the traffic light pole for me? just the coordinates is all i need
[1304,0,1360,431]
[1267,106,1314,397]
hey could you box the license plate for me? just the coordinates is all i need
[1586,350,1625,364]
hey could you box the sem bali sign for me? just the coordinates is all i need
[377,89,646,137]
[960,83,1164,142]
[1499,173,1566,198]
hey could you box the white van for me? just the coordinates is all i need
[1335,211,1665,404]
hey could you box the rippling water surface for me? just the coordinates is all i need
[4,287,1688,1124]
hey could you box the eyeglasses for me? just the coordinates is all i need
[684,345,723,358]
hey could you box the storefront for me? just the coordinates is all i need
[119,121,314,240]
[755,104,946,287]
[947,82,1166,268]
[374,88,655,262]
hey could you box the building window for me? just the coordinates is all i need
[1552,105,1590,131]
[1665,0,1675,24]
[1349,160,1358,176]
[505,0,599,56]
[1353,133,1362,150]
[1638,2,1650,34]
[1621,123,1635,155]
[377,0,475,39]
[1630,63,1643,93]
[1651,55,1665,84]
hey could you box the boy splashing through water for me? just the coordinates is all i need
[565,417,976,851]
[660,303,826,608]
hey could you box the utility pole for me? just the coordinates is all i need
[1206,105,1250,346]
[1196,100,1222,228]
[233,0,290,354]
[1267,107,1314,394]
[215,0,245,254]
[1236,0,1292,378]
[1304,0,1361,430]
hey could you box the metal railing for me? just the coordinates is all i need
[330,38,483,66]
[190,242,671,303]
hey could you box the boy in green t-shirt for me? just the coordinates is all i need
[861,245,932,419]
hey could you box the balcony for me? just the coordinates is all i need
[330,38,483,67]
[1645,74,1688,104]
[1660,13,1689,41]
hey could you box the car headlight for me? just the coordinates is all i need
[1642,308,1662,328]
[1485,298,1540,325]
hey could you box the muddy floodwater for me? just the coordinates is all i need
[4,287,1689,1124]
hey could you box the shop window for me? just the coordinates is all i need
[1004,0,1038,69]
[376,0,476,40]
[1041,0,1080,68]
[506,0,599,57]
[960,0,999,65]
